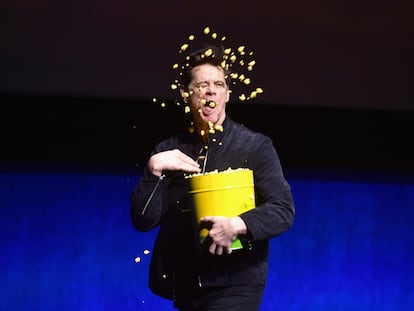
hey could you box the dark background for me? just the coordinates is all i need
[1,93,414,174]
[1,0,413,111]
[1,0,413,173]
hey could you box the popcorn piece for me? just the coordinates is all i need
[180,43,189,52]
[204,48,213,57]
[243,78,251,85]
[214,124,224,132]
[208,121,215,134]
[208,101,216,108]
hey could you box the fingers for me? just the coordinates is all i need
[177,151,197,164]
[202,216,235,255]
[208,242,232,255]
[172,149,201,172]
[149,149,201,175]
[209,242,220,255]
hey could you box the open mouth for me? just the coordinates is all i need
[199,100,216,116]
[203,100,216,108]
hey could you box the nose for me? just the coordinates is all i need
[205,84,216,95]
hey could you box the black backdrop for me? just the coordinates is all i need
[1,1,413,111]
[1,1,413,173]
[2,93,413,173]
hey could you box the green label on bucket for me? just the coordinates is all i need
[199,236,244,251]
[231,238,243,250]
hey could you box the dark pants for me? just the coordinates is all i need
[175,284,265,311]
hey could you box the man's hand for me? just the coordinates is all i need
[148,149,201,176]
[200,216,247,255]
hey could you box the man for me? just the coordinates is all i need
[131,44,294,310]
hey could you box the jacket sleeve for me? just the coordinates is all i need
[130,168,170,231]
[239,136,295,241]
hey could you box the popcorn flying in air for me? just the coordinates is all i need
[153,26,264,110]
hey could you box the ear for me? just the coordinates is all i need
[226,89,230,103]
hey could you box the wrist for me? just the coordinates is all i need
[148,159,163,177]
[231,216,247,235]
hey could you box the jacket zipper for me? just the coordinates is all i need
[141,174,166,215]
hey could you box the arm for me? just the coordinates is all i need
[240,137,295,240]
[130,148,201,232]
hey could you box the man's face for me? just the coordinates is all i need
[183,64,230,128]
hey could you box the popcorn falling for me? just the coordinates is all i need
[134,249,151,264]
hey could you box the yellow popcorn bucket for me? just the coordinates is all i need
[187,168,256,250]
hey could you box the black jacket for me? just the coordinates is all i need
[130,116,295,302]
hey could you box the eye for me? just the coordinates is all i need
[215,81,225,88]
[196,82,209,88]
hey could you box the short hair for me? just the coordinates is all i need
[179,44,231,90]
